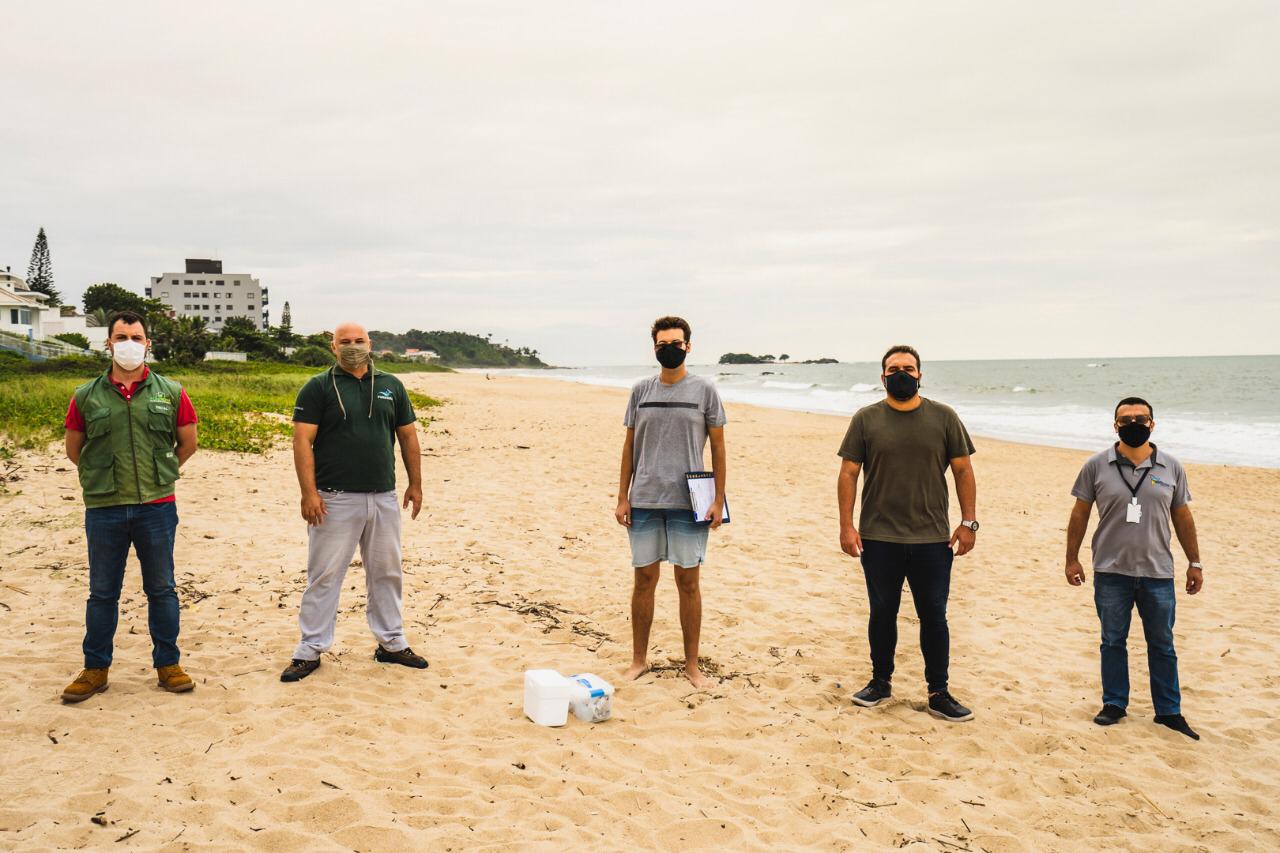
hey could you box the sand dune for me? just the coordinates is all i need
[1,371,1277,851]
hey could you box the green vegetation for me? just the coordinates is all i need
[369,329,547,367]
[290,345,334,366]
[719,353,777,364]
[77,283,543,368]
[0,356,444,456]
[52,332,91,350]
[83,282,158,316]
[26,227,60,306]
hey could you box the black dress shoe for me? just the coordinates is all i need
[1154,714,1200,740]
[281,658,320,682]
[374,646,429,669]
[1094,704,1127,725]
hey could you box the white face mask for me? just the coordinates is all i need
[111,339,147,371]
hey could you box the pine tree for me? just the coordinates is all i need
[26,227,60,306]
[275,300,295,345]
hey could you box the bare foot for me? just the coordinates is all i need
[621,662,649,681]
[684,667,713,689]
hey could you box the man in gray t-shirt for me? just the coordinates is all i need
[615,316,727,690]
[1065,396,1204,740]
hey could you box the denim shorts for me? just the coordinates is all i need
[627,507,709,569]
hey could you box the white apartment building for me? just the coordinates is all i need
[147,259,269,332]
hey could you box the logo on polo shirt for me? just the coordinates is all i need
[377,389,394,401]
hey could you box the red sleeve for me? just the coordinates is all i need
[176,389,198,426]
[65,396,86,432]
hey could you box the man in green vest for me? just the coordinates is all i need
[60,311,200,702]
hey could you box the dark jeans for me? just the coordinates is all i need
[860,539,953,692]
[83,503,181,669]
[1094,571,1180,715]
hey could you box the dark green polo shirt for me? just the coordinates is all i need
[292,366,416,492]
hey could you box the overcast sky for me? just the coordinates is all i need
[3,1,1277,365]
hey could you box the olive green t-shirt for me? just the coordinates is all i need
[292,367,416,492]
[837,398,976,544]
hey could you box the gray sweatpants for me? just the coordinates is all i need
[293,490,408,661]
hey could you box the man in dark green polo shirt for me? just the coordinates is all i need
[280,322,428,682]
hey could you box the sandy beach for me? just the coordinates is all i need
[1,370,1278,852]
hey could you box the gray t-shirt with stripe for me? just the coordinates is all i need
[624,373,727,510]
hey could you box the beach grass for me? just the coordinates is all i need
[0,355,443,454]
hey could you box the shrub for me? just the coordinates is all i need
[53,332,92,350]
[291,345,333,367]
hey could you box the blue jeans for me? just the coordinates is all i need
[860,540,953,693]
[1094,572,1180,715]
[83,503,181,669]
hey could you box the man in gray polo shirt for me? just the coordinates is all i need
[1065,396,1203,739]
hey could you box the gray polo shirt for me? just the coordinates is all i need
[1071,444,1192,579]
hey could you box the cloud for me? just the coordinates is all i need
[2,1,1277,365]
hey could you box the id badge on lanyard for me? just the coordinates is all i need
[1126,498,1142,524]
[1117,449,1154,524]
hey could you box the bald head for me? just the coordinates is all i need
[332,322,369,345]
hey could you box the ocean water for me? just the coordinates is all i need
[481,355,1280,468]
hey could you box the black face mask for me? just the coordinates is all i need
[884,371,919,401]
[1117,422,1151,448]
[656,343,687,370]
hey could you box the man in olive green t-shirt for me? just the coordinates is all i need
[280,322,428,682]
[836,345,979,722]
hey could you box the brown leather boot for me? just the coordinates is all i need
[157,664,195,693]
[61,668,109,703]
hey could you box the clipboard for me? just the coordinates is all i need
[685,471,730,524]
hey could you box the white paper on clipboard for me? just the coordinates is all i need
[685,471,729,524]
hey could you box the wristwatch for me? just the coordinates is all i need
[1189,561,1203,569]
[960,520,980,532]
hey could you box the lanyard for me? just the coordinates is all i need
[1114,445,1157,499]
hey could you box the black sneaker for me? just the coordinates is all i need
[928,691,974,722]
[1154,714,1200,741]
[1093,704,1127,726]
[850,678,892,707]
[374,646,429,669]
[280,658,320,682]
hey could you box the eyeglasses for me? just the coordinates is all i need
[1116,415,1152,426]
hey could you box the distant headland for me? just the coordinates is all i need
[718,353,838,365]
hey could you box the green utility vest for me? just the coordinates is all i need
[73,369,184,508]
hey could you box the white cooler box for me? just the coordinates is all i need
[524,669,572,726]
